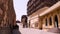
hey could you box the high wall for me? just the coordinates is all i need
[0,0,16,27]
[0,0,16,34]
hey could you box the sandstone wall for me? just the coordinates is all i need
[0,0,16,27]
[0,0,16,34]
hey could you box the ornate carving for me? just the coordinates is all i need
[0,0,16,28]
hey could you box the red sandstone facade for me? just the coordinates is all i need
[0,0,16,34]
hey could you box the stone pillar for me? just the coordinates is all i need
[47,17,49,27]
[38,16,43,30]
[52,16,55,28]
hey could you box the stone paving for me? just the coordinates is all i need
[17,23,58,34]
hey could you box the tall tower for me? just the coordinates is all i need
[21,15,28,28]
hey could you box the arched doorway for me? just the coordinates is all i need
[54,15,58,28]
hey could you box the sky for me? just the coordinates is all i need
[13,0,29,21]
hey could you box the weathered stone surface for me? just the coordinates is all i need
[0,27,12,34]
[0,0,16,27]
[0,0,16,34]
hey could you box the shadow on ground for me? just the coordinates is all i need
[12,25,21,34]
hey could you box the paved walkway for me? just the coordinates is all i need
[17,23,57,34]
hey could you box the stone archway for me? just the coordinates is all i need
[54,15,59,28]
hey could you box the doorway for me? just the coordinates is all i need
[54,15,58,28]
